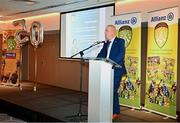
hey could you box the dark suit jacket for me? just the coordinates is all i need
[97,37,127,76]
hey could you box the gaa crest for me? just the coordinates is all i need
[154,22,168,48]
[118,25,132,48]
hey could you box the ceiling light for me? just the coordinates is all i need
[11,0,38,4]
[25,1,37,5]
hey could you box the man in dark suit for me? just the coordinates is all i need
[97,25,127,119]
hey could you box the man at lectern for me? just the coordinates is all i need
[97,25,127,119]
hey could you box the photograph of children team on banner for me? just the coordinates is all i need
[146,56,176,108]
[118,56,140,101]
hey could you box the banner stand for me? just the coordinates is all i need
[142,107,177,119]
[120,104,142,110]
[145,7,178,118]
[112,12,142,109]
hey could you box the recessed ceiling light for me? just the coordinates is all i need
[25,1,37,5]
[11,0,38,4]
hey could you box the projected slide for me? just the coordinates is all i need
[61,6,113,58]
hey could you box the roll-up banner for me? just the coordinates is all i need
[145,7,178,118]
[1,30,20,85]
[112,13,141,109]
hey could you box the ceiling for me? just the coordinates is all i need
[0,0,114,21]
[0,0,179,21]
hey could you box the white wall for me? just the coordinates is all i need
[1,0,179,32]
[0,13,60,33]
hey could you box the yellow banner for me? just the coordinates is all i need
[112,13,141,108]
[145,7,178,118]
[1,30,20,85]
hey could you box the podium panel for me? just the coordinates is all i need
[88,60,114,122]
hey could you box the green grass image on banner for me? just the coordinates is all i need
[119,80,141,108]
[145,99,176,117]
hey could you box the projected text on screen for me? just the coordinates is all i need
[60,6,113,58]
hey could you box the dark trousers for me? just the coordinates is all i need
[113,74,122,114]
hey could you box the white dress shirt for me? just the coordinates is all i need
[106,37,115,59]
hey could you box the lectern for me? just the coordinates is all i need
[88,58,119,122]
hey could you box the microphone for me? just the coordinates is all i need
[95,41,105,44]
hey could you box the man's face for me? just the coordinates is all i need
[105,26,116,41]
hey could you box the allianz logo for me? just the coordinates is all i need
[114,17,137,25]
[151,12,174,22]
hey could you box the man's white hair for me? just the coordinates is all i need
[106,25,116,32]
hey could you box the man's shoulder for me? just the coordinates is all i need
[115,37,124,41]
[115,37,125,44]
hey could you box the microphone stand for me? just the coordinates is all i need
[65,42,102,121]
[70,42,101,58]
